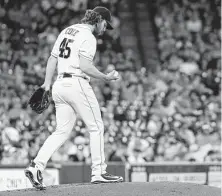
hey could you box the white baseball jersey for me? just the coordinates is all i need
[33,23,107,176]
[51,24,97,80]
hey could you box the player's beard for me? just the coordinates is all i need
[93,23,105,36]
[98,30,105,36]
[93,29,105,37]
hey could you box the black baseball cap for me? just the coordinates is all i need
[93,6,113,30]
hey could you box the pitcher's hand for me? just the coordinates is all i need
[41,83,50,91]
[106,70,119,81]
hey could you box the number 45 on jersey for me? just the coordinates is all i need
[59,38,74,59]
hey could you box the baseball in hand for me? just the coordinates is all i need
[113,70,119,78]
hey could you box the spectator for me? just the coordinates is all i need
[0,0,220,164]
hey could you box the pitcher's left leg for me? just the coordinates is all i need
[25,86,76,189]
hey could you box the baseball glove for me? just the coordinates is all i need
[28,87,51,114]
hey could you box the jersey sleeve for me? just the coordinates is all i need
[51,32,63,58]
[79,39,96,61]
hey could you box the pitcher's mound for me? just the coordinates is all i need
[1,182,220,196]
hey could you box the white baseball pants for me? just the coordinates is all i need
[34,77,107,176]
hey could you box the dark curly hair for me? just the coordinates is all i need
[81,9,102,25]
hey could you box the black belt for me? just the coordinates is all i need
[61,73,88,80]
[62,73,73,78]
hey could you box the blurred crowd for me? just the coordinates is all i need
[0,0,221,165]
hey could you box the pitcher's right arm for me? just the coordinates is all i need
[79,56,108,81]
[79,40,118,81]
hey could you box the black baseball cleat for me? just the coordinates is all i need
[24,161,46,190]
[91,172,123,184]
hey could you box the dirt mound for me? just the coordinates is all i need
[1,182,220,196]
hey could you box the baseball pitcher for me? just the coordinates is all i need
[24,6,123,190]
